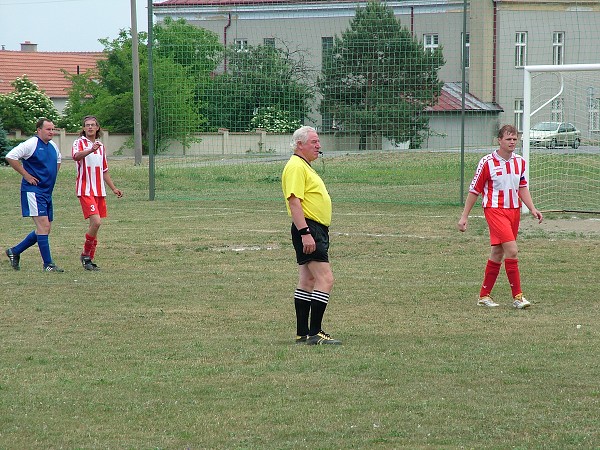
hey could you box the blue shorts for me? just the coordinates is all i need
[21,191,53,222]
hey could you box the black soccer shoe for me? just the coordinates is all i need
[81,255,100,271]
[6,248,20,271]
[306,330,342,345]
[44,263,64,273]
[295,335,308,344]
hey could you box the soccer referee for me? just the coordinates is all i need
[282,126,341,345]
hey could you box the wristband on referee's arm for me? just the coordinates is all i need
[298,226,311,235]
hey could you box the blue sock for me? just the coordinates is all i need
[37,234,52,266]
[13,231,38,254]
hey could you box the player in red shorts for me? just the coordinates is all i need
[72,116,122,271]
[458,124,543,309]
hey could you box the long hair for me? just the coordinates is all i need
[79,115,103,139]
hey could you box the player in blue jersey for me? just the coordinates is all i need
[4,118,64,272]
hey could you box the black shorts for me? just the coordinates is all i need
[291,218,330,265]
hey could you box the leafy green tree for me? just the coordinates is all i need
[319,1,444,149]
[151,17,221,150]
[202,43,315,132]
[153,16,222,81]
[58,69,105,131]
[0,118,11,165]
[91,30,149,134]
[0,76,59,134]
[61,23,222,152]
[153,54,206,152]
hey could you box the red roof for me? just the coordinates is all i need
[0,50,105,98]
[427,82,503,113]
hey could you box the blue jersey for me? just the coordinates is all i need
[6,136,62,195]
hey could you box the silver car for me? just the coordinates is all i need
[529,122,581,149]
[529,122,581,148]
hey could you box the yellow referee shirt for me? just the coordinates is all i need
[282,154,332,226]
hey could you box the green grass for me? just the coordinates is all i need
[152,152,484,205]
[1,156,599,448]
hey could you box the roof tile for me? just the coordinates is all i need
[0,51,105,98]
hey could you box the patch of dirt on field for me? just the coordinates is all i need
[520,216,600,235]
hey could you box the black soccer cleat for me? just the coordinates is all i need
[306,330,342,345]
[81,255,100,271]
[6,248,20,271]
[295,335,308,344]
[44,263,64,273]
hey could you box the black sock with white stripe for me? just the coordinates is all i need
[309,290,330,336]
[294,289,312,337]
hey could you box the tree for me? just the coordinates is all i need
[202,42,316,132]
[153,16,222,82]
[61,23,221,153]
[58,69,105,131]
[153,54,206,152]
[0,118,11,165]
[151,17,222,150]
[319,1,444,149]
[0,76,60,134]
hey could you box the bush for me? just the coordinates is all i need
[0,119,10,166]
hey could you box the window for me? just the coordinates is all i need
[234,39,248,51]
[515,32,527,67]
[514,99,524,132]
[424,34,439,53]
[462,33,470,68]
[263,37,275,48]
[590,98,600,131]
[551,98,564,122]
[553,32,565,65]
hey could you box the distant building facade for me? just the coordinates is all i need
[153,0,600,145]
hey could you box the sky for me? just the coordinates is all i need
[0,0,150,52]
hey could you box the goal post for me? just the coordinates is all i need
[522,64,600,213]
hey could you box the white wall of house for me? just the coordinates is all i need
[8,129,135,157]
[425,114,501,150]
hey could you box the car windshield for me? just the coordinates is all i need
[532,122,559,131]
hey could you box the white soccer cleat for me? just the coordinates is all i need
[477,295,499,307]
[513,293,531,309]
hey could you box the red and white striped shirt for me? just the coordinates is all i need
[469,150,528,209]
[72,136,108,197]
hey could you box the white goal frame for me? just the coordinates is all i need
[522,63,600,212]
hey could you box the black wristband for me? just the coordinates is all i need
[298,226,311,235]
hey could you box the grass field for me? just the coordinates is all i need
[1,154,599,448]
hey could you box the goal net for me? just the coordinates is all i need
[523,64,600,213]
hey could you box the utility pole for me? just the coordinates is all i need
[131,0,143,165]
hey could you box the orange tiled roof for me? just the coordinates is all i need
[0,50,105,98]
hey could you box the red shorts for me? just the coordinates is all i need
[79,196,107,219]
[484,208,520,246]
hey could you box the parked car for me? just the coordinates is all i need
[529,121,581,148]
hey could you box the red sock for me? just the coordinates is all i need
[480,259,501,297]
[90,238,98,260]
[504,258,522,297]
[83,233,95,257]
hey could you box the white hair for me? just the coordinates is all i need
[290,126,316,151]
